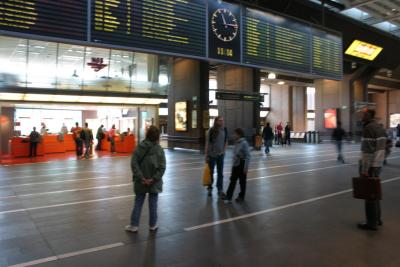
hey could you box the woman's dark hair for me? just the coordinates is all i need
[210,116,223,142]
[234,128,244,138]
[146,125,160,142]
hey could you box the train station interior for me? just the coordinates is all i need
[0,0,400,266]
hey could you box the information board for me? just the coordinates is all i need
[91,0,206,57]
[243,8,311,73]
[0,0,87,40]
[311,28,342,79]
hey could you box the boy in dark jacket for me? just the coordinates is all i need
[224,128,251,203]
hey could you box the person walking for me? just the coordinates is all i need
[358,110,387,231]
[262,122,274,155]
[224,128,250,203]
[332,121,346,163]
[96,125,104,151]
[125,126,166,233]
[80,122,93,159]
[205,116,228,198]
[71,122,83,158]
[284,122,291,146]
[29,127,40,157]
[109,124,116,153]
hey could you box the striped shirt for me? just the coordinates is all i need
[361,120,387,173]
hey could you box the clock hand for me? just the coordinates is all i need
[221,13,227,25]
[225,24,238,28]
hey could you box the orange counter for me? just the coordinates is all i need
[42,135,65,154]
[10,134,77,158]
[116,135,136,153]
[10,137,44,157]
[101,134,136,153]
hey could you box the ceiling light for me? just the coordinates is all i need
[267,73,276,79]
[277,81,285,85]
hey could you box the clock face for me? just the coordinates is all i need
[211,8,238,42]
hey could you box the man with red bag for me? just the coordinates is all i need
[358,110,387,231]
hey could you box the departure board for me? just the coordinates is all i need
[243,8,311,73]
[311,28,342,79]
[91,0,206,57]
[0,0,87,40]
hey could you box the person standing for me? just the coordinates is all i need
[205,116,228,198]
[396,123,400,142]
[71,122,83,158]
[358,110,387,231]
[81,122,93,159]
[262,122,274,155]
[29,127,40,157]
[96,125,104,151]
[60,123,68,135]
[40,123,47,135]
[276,122,283,145]
[284,122,291,146]
[109,124,116,153]
[224,128,250,203]
[332,121,346,163]
[125,126,166,233]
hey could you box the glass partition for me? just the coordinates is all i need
[0,36,171,95]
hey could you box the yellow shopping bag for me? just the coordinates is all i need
[202,164,211,186]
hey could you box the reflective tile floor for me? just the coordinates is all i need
[0,143,399,267]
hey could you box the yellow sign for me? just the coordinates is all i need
[345,40,383,61]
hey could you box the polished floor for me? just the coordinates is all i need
[0,143,399,267]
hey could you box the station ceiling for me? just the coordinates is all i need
[311,0,400,38]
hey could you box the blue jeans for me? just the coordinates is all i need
[130,193,158,227]
[208,154,224,192]
[264,139,270,154]
[336,141,343,160]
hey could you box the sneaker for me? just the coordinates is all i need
[125,225,138,233]
[149,225,159,231]
[224,199,232,204]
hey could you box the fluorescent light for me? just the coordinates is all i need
[267,73,276,79]
[277,81,285,85]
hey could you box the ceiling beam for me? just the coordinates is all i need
[349,0,379,9]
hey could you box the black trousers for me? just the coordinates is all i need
[96,138,102,150]
[75,138,83,156]
[226,160,247,200]
[365,167,382,227]
[284,134,291,145]
[29,142,38,157]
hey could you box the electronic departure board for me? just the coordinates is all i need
[243,8,311,73]
[0,0,87,40]
[91,0,206,57]
[0,0,343,80]
[311,28,342,79]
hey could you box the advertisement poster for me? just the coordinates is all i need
[175,101,188,131]
[324,109,337,129]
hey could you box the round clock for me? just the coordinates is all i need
[211,8,238,42]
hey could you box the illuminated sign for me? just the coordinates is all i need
[345,40,383,61]
[324,109,337,129]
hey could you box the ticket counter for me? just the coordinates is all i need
[10,134,76,157]
[101,134,136,153]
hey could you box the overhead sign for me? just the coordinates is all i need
[345,40,383,61]
[216,91,263,102]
